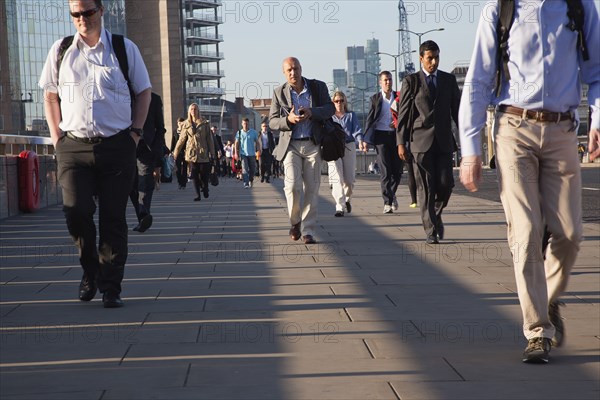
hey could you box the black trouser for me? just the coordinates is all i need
[129,142,157,221]
[191,162,211,197]
[412,148,454,237]
[260,148,273,180]
[175,153,187,187]
[56,131,136,295]
[406,157,418,204]
[374,130,403,205]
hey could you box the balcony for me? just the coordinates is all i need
[185,50,224,62]
[186,68,225,80]
[187,86,226,96]
[185,0,222,10]
[185,14,222,27]
[197,104,224,114]
[185,32,223,44]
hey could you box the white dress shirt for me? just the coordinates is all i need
[39,29,151,138]
[458,0,600,157]
[374,91,395,131]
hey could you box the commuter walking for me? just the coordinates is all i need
[235,118,261,188]
[269,57,334,244]
[211,125,224,176]
[173,103,216,201]
[328,91,361,216]
[39,0,152,308]
[459,0,599,363]
[259,122,276,183]
[172,118,188,189]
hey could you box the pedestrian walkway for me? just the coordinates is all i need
[1,175,598,400]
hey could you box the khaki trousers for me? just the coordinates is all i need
[328,144,357,212]
[283,140,322,237]
[494,113,583,340]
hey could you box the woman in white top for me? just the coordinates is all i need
[328,91,362,216]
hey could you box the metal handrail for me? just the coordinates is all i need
[0,134,53,146]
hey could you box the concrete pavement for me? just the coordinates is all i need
[0,173,598,400]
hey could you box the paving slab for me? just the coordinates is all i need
[0,175,598,400]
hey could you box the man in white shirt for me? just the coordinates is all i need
[459,0,599,363]
[39,0,152,308]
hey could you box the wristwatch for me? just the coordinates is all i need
[130,127,143,137]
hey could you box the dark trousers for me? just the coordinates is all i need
[129,143,156,221]
[412,149,454,236]
[260,149,273,180]
[374,131,403,205]
[406,158,418,204]
[175,153,187,188]
[55,131,136,294]
[191,162,211,197]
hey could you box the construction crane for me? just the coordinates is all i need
[398,0,415,78]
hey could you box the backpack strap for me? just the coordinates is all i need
[565,0,589,61]
[111,34,135,102]
[57,36,74,83]
[494,0,515,98]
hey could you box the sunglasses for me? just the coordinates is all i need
[334,100,345,104]
[70,7,100,19]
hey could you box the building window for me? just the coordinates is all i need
[0,115,4,131]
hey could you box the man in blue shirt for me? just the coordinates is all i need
[235,118,261,188]
[459,0,599,363]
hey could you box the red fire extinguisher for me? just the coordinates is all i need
[17,150,40,212]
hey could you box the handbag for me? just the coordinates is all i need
[320,119,346,162]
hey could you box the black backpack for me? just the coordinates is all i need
[56,34,134,106]
[494,0,589,97]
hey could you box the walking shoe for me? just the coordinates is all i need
[426,235,439,245]
[409,203,417,208]
[334,210,344,217]
[392,197,399,211]
[194,196,201,201]
[78,274,97,301]
[102,292,124,308]
[302,235,316,244]
[549,301,565,347]
[345,201,352,213]
[522,337,551,363]
[266,178,270,183]
[289,223,301,241]
[249,181,253,188]
[135,214,153,233]
[383,204,393,214]
[243,183,249,188]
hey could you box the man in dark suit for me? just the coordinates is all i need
[397,41,460,244]
[364,71,403,213]
[130,92,167,233]
[211,125,225,176]
[259,121,276,183]
[269,57,335,244]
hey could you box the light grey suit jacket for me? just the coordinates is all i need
[269,78,335,161]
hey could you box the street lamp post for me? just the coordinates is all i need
[396,28,445,66]
[376,50,416,92]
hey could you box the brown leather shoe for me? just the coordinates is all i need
[289,223,301,241]
[303,235,316,244]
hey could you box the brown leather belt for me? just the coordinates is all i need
[65,129,129,144]
[498,105,572,122]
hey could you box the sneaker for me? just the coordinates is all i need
[243,183,249,189]
[249,181,253,188]
[334,210,344,217]
[409,203,417,208]
[522,337,551,363]
[383,204,393,214]
[392,197,398,211]
[549,301,565,347]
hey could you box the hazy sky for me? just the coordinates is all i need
[219,0,487,103]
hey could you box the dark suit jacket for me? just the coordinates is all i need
[260,130,276,152]
[396,70,460,153]
[142,92,167,157]
[269,78,335,161]
[364,91,397,145]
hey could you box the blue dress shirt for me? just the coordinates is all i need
[459,0,600,157]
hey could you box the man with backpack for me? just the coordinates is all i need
[459,0,599,363]
[39,0,152,308]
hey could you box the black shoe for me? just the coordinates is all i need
[522,337,551,363]
[261,177,264,183]
[136,214,153,233]
[132,224,140,232]
[334,210,344,217]
[303,235,316,244]
[345,201,352,214]
[79,274,97,301]
[549,301,565,347]
[436,220,445,240]
[203,190,209,199]
[426,235,439,244]
[102,292,124,308]
[194,196,201,201]
[266,178,270,183]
